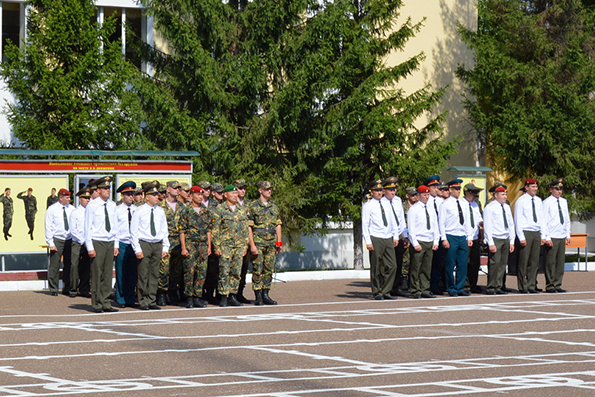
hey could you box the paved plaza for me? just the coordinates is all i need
[0,271,594,396]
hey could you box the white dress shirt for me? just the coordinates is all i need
[428,195,442,219]
[381,196,407,238]
[362,198,399,245]
[45,202,74,246]
[464,198,483,240]
[131,203,170,254]
[439,197,473,240]
[543,195,571,240]
[84,197,118,252]
[483,201,515,246]
[69,205,87,244]
[407,202,439,246]
[116,203,136,245]
[514,193,546,241]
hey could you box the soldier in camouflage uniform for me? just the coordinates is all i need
[17,188,37,240]
[0,188,14,240]
[212,184,250,307]
[179,185,211,308]
[211,183,224,204]
[156,181,184,306]
[133,188,144,206]
[200,180,220,304]
[234,178,253,304]
[179,182,191,205]
[248,181,282,305]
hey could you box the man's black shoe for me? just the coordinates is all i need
[139,306,149,310]
[471,287,483,294]
[496,289,508,295]
[545,289,557,293]
[486,290,496,295]
[193,297,206,308]
[432,290,444,296]
[104,307,119,313]
[374,295,384,300]
[228,295,244,307]
[149,305,161,310]
[186,297,194,308]
[383,295,397,300]
[528,289,540,294]
[422,292,436,299]
[448,291,458,297]
[156,293,167,306]
[519,290,528,294]
[219,296,228,307]
[412,293,421,299]
[93,308,103,313]
[117,303,126,308]
[50,291,58,296]
[262,290,278,305]
[556,288,567,293]
[459,291,471,297]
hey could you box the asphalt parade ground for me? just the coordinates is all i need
[1,272,595,397]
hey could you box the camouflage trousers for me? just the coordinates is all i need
[402,244,411,276]
[158,243,181,292]
[252,243,277,290]
[183,239,208,297]
[217,246,244,296]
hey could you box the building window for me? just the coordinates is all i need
[2,2,21,63]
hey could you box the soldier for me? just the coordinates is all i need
[362,179,399,300]
[157,181,184,306]
[211,183,225,204]
[439,179,474,297]
[133,188,144,206]
[131,181,169,310]
[425,176,446,295]
[463,183,484,294]
[407,185,439,299]
[179,182,191,204]
[200,180,220,304]
[212,184,250,307]
[248,181,282,305]
[543,179,571,293]
[46,188,58,209]
[44,188,74,296]
[514,178,546,294]
[381,177,408,297]
[0,187,13,240]
[84,176,119,313]
[401,187,418,287]
[483,185,515,295]
[114,181,138,308]
[179,186,211,308]
[157,184,166,202]
[17,187,37,240]
[69,187,91,298]
[234,178,253,304]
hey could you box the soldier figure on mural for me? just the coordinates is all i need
[0,187,14,240]
[248,181,282,305]
[17,187,37,240]
[212,184,250,307]
[178,185,211,308]
[46,187,58,209]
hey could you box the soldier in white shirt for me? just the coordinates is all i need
[463,184,484,294]
[84,176,119,313]
[543,179,571,293]
[44,188,74,296]
[483,185,515,294]
[114,181,138,308]
[407,185,439,298]
[439,179,474,296]
[131,181,170,310]
[513,178,546,293]
[424,176,446,295]
[69,187,91,298]
[362,179,399,300]
[381,177,408,296]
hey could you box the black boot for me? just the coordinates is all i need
[193,297,206,308]
[156,291,167,306]
[228,294,243,307]
[262,289,277,305]
[237,287,253,304]
[219,295,228,307]
[254,290,264,306]
[186,297,194,308]
[168,289,180,305]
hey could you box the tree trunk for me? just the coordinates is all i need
[353,220,364,270]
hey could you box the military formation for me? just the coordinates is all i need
[362,176,571,300]
[43,176,283,312]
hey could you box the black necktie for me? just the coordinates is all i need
[150,208,156,236]
[501,203,508,229]
[379,200,387,227]
[63,207,69,231]
[456,200,464,225]
[434,199,438,216]
[532,197,537,223]
[469,203,475,228]
[424,205,430,230]
[104,203,111,232]
[557,198,564,224]
[128,207,132,230]
[390,201,399,226]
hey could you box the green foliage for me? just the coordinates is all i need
[0,0,143,150]
[457,0,595,215]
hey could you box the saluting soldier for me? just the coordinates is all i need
[178,185,211,308]
[248,181,282,305]
[543,179,571,293]
[44,188,74,296]
[84,176,119,313]
[18,187,37,240]
[157,181,184,306]
[212,184,250,307]
[69,187,92,298]
[0,187,14,240]
[407,185,439,299]
[114,181,138,308]
[131,181,169,310]
[483,185,515,295]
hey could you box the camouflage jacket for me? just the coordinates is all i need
[177,204,211,242]
[159,199,184,239]
[17,193,37,215]
[0,194,13,216]
[248,199,281,244]
[212,202,249,250]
